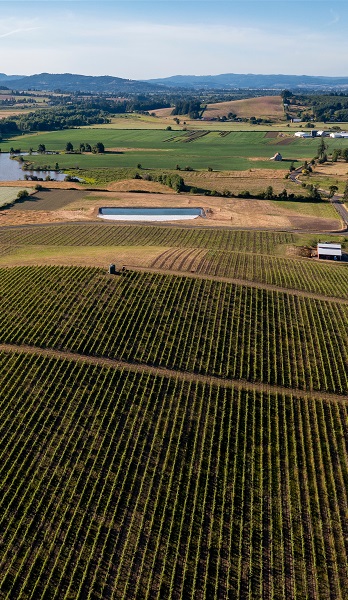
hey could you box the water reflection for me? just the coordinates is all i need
[0,153,67,182]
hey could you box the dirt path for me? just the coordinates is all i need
[0,343,347,404]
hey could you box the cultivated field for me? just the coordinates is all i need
[0,352,347,599]
[0,186,31,208]
[4,129,348,172]
[0,188,339,230]
[0,221,348,598]
[202,95,285,120]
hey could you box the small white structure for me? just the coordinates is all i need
[294,131,311,138]
[317,242,342,260]
[329,132,342,138]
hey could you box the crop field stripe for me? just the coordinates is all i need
[1,355,348,596]
[0,358,89,594]
[0,225,295,254]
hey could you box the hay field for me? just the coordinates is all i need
[203,95,285,120]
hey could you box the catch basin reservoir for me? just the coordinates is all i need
[98,207,204,221]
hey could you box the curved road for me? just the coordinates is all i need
[289,166,348,232]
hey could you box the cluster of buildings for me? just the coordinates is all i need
[294,130,348,138]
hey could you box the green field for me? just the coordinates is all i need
[0,265,348,393]
[1,352,347,599]
[1,223,348,599]
[5,129,348,171]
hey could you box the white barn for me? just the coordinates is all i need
[317,242,342,260]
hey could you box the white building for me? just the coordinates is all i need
[294,131,311,138]
[317,243,342,260]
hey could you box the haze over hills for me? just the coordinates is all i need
[2,72,348,92]
[146,73,348,90]
[0,73,165,93]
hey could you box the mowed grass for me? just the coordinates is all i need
[5,129,348,171]
[0,186,31,208]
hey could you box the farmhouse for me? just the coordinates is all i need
[317,242,342,260]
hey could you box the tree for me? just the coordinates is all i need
[332,148,341,162]
[329,185,338,198]
[66,142,73,152]
[92,142,104,154]
[79,143,85,152]
[37,144,46,153]
[317,137,327,160]
[16,189,29,200]
[343,181,348,201]
[264,185,274,199]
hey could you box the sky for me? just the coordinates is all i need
[1,1,348,79]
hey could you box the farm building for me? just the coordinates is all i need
[294,131,311,138]
[317,242,342,260]
[270,152,282,161]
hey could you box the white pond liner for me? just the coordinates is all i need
[98,207,205,222]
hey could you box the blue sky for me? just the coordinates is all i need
[1,1,348,79]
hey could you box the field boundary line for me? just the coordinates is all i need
[1,343,347,404]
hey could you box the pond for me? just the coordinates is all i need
[0,152,67,182]
[98,207,205,221]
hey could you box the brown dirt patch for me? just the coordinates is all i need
[0,188,338,232]
[14,189,87,211]
[150,107,174,117]
[0,181,83,190]
[265,131,279,138]
[314,163,348,177]
[276,137,295,146]
[203,96,284,119]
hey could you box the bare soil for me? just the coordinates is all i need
[0,188,338,231]
[14,189,87,211]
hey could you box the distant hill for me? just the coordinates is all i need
[3,71,348,93]
[7,73,165,93]
[0,73,24,82]
[146,73,348,90]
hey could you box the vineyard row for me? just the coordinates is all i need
[0,266,347,395]
[0,352,347,599]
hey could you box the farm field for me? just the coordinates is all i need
[202,95,285,120]
[0,186,340,230]
[4,128,348,171]
[1,220,348,599]
[1,352,348,599]
[0,222,346,280]
[0,265,348,393]
[0,186,31,208]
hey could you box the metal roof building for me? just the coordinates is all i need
[317,243,342,260]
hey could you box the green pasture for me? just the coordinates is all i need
[5,129,348,171]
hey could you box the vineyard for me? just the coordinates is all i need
[0,352,347,599]
[0,219,348,599]
[151,247,348,299]
[0,266,347,394]
[0,223,294,253]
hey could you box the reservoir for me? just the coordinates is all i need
[98,207,204,221]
